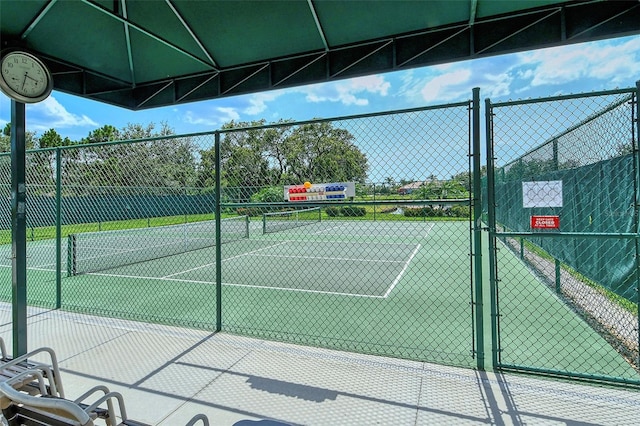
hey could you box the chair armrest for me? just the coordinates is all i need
[0,346,64,397]
[0,375,91,425]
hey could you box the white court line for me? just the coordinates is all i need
[313,224,349,234]
[251,253,405,264]
[383,243,421,298]
[313,223,435,240]
[423,222,435,238]
[221,282,385,299]
[283,239,417,247]
[162,241,290,278]
[0,264,56,272]
[81,271,384,299]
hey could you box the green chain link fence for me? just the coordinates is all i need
[486,87,640,386]
[1,101,480,368]
[217,104,478,366]
[4,84,639,387]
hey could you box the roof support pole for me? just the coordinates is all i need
[10,100,28,357]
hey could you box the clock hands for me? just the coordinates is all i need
[20,72,39,92]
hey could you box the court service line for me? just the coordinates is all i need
[81,271,384,299]
[222,282,385,299]
[162,241,290,278]
[313,224,349,234]
[316,233,423,239]
[383,243,421,298]
[251,253,405,264]
[283,239,418,247]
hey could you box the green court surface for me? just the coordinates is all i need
[493,236,639,381]
[0,219,638,380]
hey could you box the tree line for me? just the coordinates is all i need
[0,120,369,201]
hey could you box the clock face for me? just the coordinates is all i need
[0,51,53,103]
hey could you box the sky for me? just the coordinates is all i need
[1,35,639,143]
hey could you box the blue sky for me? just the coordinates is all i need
[1,35,639,142]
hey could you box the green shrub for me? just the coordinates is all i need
[250,186,284,203]
[325,206,341,217]
[404,206,432,217]
[341,206,366,217]
[448,205,470,218]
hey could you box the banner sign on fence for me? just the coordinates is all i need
[284,181,356,201]
[530,215,560,229]
[522,180,563,208]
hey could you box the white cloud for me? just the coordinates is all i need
[420,69,472,102]
[518,37,640,87]
[484,72,513,99]
[396,36,640,105]
[348,75,391,96]
[297,75,391,106]
[244,92,280,115]
[399,60,516,104]
[183,107,240,127]
[26,96,98,133]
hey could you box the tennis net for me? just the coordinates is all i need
[67,216,249,275]
[262,207,322,234]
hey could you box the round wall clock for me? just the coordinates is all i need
[0,50,53,103]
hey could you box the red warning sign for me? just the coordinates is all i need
[530,215,560,229]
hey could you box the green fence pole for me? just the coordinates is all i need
[520,238,524,260]
[56,148,62,309]
[555,258,561,294]
[472,87,484,370]
[485,97,500,368]
[373,183,376,221]
[10,100,28,357]
[635,80,640,366]
[215,132,222,332]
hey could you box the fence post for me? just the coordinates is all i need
[485,97,500,368]
[555,258,561,294]
[472,88,484,370]
[215,132,222,332]
[373,183,376,221]
[635,80,640,365]
[56,148,62,309]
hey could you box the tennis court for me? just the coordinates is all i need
[63,216,428,297]
[1,214,639,380]
[0,216,478,366]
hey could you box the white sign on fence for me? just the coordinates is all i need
[522,180,563,208]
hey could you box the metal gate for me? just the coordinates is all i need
[485,85,640,386]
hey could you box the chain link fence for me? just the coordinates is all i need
[1,102,479,367]
[486,88,640,385]
[217,106,477,365]
[4,85,640,386]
